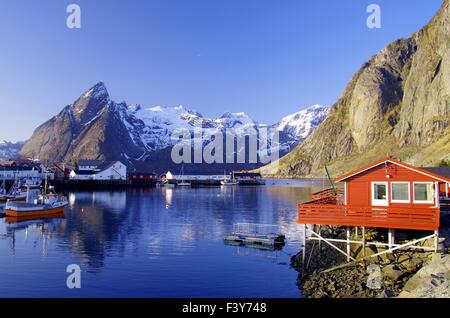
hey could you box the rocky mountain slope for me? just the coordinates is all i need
[0,141,24,160]
[20,82,328,173]
[260,0,450,178]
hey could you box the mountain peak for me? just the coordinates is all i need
[82,82,109,101]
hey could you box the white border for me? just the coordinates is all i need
[413,182,434,204]
[391,182,410,203]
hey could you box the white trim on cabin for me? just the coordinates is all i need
[371,182,389,207]
[390,182,411,203]
[344,182,347,205]
[336,159,450,184]
[412,182,434,204]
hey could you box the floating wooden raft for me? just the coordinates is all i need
[224,223,286,248]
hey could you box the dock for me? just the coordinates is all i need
[224,223,286,249]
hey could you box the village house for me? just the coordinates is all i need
[69,160,127,180]
[297,158,450,261]
[0,161,51,180]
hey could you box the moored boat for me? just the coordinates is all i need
[4,185,68,218]
[221,179,238,186]
[0,179,27,202]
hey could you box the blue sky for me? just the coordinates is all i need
[0,0,443,141]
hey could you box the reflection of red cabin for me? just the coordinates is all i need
[298,158,450,231]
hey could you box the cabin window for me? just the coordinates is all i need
[372,182,388,206]
[391,182,410,203]
[413,182,434,203]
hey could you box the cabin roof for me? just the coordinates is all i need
[421,167,450,179]
[77,160,103,167]
[96,161,119,171]
[335,157,450,184]
[72,169,96,175]
[0,160,16,166]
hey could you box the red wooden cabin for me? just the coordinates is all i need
[298,158,450,232]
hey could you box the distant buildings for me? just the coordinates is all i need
[0,160,51,180]
[69,160,127,180]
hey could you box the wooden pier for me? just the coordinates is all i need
[224,223,286,249]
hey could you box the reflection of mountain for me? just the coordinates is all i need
[1,186,318,273]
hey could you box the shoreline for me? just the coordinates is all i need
[291,221,450,298]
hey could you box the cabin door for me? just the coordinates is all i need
[372,182,389,206]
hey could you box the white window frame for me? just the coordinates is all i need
[413,182,434,204]
[446,183,450,199]
[371,182,389,206]
[391,182,411,203]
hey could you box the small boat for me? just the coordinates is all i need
[162,182,176,188]
[4,185,68,218]
[0,178,27,202]
[177,164,191,187]
[220,170,238,186]
[221,179,239,186]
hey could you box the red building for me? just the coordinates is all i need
[298,158,450,232]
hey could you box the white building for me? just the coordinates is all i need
[70,161,127,180]
[0,162,53,181]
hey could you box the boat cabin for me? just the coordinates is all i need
[298,158,450,231]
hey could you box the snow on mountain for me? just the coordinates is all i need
[274,105,330,152]
[0,141,24,160]
[116,102,329,157]
[21,82,329,170]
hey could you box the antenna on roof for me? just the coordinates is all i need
[324,165,337,196]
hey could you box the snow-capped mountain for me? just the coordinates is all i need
[274,105,330,152]
[0,141,24,160]
[21,82,328,173]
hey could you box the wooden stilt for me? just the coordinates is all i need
[362,226,366,257]
[355,227,359,238]
[346,227,351,262]
[302,224,306,269]
[322,233,437,273]
[307,227,357,262]
[388,229,395,251]
[318,225,322,251]
[434,230,439,253]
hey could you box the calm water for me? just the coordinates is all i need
[0,179,325,298]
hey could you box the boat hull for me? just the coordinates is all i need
[4,205,66,217]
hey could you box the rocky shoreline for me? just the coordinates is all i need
[291,221,450,298]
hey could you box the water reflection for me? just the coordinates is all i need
[0,180,326,297]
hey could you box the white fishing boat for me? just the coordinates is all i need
[221,179,239,186]
[4,176,67,217]
[220,170,238,186]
